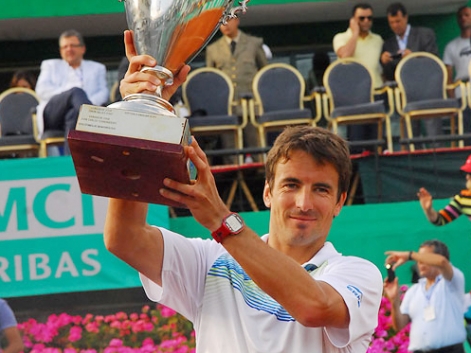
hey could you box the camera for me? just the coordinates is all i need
[385,263,395,282]
[390,52,402,60]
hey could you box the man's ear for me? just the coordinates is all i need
[263,181,271,208]
[334,191,347,217]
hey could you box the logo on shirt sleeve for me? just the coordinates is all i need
[347,285,363,308]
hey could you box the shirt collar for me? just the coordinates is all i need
[346,27,372,39]
[260,235,341,267]
[224,31,241,45]
[396,24,411,41]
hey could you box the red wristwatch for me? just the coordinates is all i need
[211,213,245,243]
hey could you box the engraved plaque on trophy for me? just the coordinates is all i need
[68,0,249,207]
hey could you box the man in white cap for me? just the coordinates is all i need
[417,154,471,225]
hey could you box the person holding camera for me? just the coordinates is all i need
[380,2,438,82]
[380,2,440,144]
[383,240,466,353]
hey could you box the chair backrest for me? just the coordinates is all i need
[395,52,446,104]
[323,58,373,108]
[252,63,305,114]
[182,67,234,116]
[0,87,39,136]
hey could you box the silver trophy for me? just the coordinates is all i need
[68,0,250,207]
[110,0,249,114]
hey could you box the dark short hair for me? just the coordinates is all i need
[352,3,373,16]
[265,126,351,201]
[352,2,373,16]
[457,5,471,17]
[386,2,407,17]
[420,239,450,260]
[59,29,85,46]
[10,69,37,90]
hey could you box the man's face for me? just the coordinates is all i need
[354,8,373,34]
[59,35,85,68]
[219,18,239,38]
[458,7,471,30]
[263,150,346,253]
[387,11,408,37]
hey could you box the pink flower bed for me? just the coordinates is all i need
[367,285,411,353]
[18,304,195,353]
[17,288,409,352]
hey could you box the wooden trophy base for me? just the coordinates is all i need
[68,130,191,208]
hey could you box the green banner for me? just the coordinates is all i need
[0,157,169,298]
[0,0,341,20]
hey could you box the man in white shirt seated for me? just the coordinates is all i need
[35,29,109,155]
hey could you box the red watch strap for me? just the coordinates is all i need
[211,213,243,243]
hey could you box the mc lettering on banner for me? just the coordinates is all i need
[0,157,169,298]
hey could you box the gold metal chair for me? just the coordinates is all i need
[395,52,466,151]
[31,109,66,157]
[322,58,394,153]
[247,63,321,154]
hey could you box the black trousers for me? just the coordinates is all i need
[43,87,91,155]
[414,343,465,353]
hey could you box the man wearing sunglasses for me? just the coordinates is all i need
[333,3,383,89]
[333,3,383,153]
[417,154,471,226]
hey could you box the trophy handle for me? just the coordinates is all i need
[223,0,250,24]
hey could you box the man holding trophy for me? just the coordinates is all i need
[104,29,382,353]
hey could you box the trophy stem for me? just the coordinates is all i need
[142,65,174,85]
[120,65,175,113]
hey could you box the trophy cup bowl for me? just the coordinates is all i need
[68,0,249,207]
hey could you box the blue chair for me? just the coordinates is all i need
[248,63,321,152]
[395,51,466,151]
[0,87,40,158]
[322,58,394,153]
[182,67,247,164]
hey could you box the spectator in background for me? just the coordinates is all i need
[381,2,440,148]
[333,3,383,153]
[9,69,37,90]
[443,6,471,145]
[417,154,471,226]
[206,17,268,163]
[383,240,466,353]
[0,298,24,353]
[35,29,109,155]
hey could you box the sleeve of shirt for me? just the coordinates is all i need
[139,228,222,323]
[332,32,347,54]
[436,192,466,225]
[205,46,215,67]
[0,299,18,331]
[256,41,268,69]
[87,63,109,106]
[36,60,63,102]
[315,256,383,347]
[442,42,453,66]
[400,285,414,316]
[448,265,465,294]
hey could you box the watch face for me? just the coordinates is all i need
[225,214,244,232]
